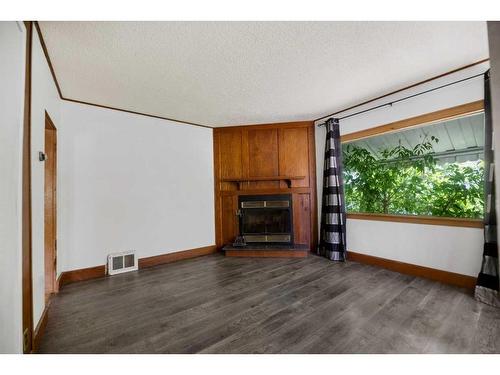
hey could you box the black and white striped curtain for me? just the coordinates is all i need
[318,118,347,261]
[475,70,500,307]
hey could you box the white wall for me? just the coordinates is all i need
[57,101,215,272]
[28,28,215,339]
[31,29,62,330]
[0,21,25,354]
[315,61,489,276]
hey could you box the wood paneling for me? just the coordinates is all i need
[213,121,317,250]
[347,251,477,290]
[347,212,484,228]
[217,130,243,191]
[279,127,310,188]
[246,128,279,189]
[221,195,238,246]
[293,193,311,245]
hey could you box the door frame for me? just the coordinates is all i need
[44,111,57,300]
[22,20,33,354]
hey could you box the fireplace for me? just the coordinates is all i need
[238,194,293,244]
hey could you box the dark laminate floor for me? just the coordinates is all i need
[39,253,500,354]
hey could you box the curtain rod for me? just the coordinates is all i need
[317,71,487,127]
[315,58,489,124]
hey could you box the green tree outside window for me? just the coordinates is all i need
[342,135,484,219]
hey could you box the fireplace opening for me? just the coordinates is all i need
[238,194,293,244]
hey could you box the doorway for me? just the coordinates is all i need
[44,111,57,301]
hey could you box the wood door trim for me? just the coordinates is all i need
[347,212,484,228]
[22,20,34,354]
[347,251,477,290]
[341,100,484,142]
[44,112,57,301]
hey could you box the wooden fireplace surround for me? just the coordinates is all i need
[213,121,318,254]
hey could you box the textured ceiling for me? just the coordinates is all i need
[38,21,488,127]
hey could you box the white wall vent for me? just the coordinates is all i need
[107,251,138,275]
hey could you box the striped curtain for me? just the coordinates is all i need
[475,70,500,307]
[318,118,347,261]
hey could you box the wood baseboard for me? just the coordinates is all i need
[58,245,218,289]
[225,249,308,258]
[347,251,477,290]
[138,245,218,269]
[58,265,106,289]
[32,304,49,353]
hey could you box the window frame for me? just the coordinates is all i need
[341,100,485,228]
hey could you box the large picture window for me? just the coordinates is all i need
[342,106,485,220]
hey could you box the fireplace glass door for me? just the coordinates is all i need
[239,194,293,244]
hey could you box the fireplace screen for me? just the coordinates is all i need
[239,194,293,244]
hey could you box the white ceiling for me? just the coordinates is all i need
[38,22,489,127]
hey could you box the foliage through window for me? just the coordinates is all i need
[342,112,485,219]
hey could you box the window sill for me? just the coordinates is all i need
[346,212,484,228]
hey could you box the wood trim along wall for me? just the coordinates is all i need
[57,245,218,289]
[341,100,485,142]
[347,213,484,228]
[315,58,489,122]
[33,22,62,98]
[61,98,213,129]
[217,120,314,130]
[22,20,34,354]
[32,304,49,353]
[32,21,489,131]
[225,249,308,258]
[32,22,212,129]
[347,251,477,290]
[138,245,218,268]
[58,265,106,288]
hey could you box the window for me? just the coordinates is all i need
[342,105,485,221]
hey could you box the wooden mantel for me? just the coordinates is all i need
[221,175,306,189]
